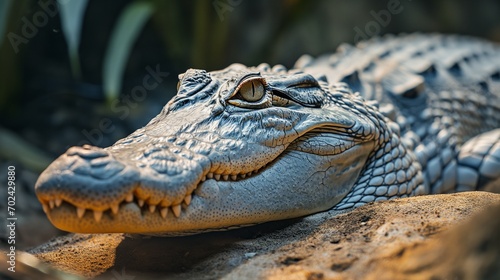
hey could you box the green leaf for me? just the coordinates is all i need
[57,0,88,79]
[0,126,52,172]
[103,1,153,102]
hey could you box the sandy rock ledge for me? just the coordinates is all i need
[17,191,500,279]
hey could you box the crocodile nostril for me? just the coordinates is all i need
[89,156,113,167]
[68,155,125,180]
[66,145,110,159]
[62,145,124,180]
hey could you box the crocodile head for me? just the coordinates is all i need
[35,63,387,234]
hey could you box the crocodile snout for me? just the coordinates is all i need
[65,145,125,180]
[35,145,140,212]
[35,136,208,230]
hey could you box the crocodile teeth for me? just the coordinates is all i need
[203,169,262,182]
[55,198,62,207]
[125,193,134,202]
[138,199,145,207]
[49,200,55,209]
[42,203,49,214]
[94,211,103,222]
[172,204,181,218]
[77,207,86,219]
[149,205,156,213]
[111,204,119,215]
[184,195,192,206]
[160,207,168,219]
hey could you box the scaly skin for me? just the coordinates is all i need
[35,34,500,234]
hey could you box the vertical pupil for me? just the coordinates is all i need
[238,80,264,102]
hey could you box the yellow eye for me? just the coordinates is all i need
[176,80,181,91]
[238,80,265,102]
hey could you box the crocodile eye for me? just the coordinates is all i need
[227,77,270,109]
[238,80,265,102]
[176,80,181,91]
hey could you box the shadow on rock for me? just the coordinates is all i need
[30,217,306,279]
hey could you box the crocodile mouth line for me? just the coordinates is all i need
[39,125,363,224]
[39,166,268,223]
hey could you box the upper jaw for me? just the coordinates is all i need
[34,141,203,215]
[34,133,277,229]
[38,159,271,233]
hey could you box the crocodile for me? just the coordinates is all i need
[35,34,500,234]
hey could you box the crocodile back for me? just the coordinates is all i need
[298,34,500,194]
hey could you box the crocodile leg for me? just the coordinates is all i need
[456,129,500,192]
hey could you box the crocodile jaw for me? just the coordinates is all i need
[41,141,374,234]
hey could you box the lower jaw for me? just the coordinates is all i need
[46,192,269,234]
[45,184,312,235]
[47,201,210,234]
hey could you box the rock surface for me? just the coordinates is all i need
[22,191,500,279]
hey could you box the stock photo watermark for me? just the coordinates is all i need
[77,64,169,147]
[7,0,65,53]
[353,0,410,44]
[5,166,17,273]
[213,0,242,21]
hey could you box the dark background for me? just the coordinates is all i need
[2,0,500,157]
[0,0,499,248]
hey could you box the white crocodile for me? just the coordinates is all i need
[35,34,500,234]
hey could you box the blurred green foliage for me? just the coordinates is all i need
[103,1,153,101]
[57,0,88,79]
[0,0,281,107]
[0,0,498,168]
[0,0,26,114]
[0,0,499,111]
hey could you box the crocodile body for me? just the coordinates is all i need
[35,34,500,234]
